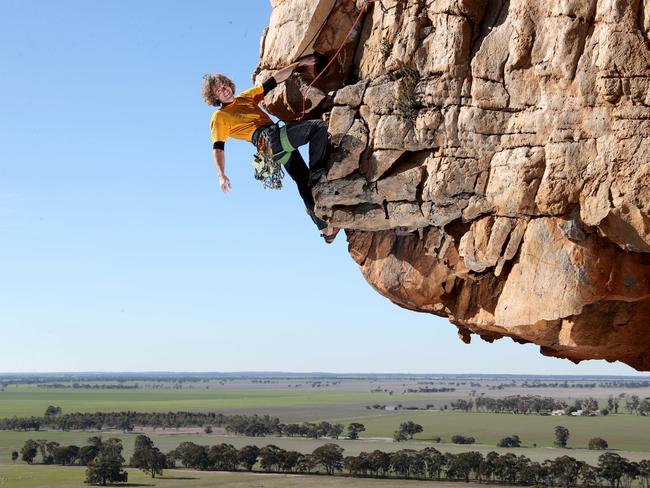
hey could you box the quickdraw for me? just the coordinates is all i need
[253,125,296,190]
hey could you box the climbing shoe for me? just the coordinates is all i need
[309,167,327,187]
[321,227,340,244]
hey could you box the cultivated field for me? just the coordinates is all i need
[0,465,509,488]
[1,375,649,486]
[343,410,650,452]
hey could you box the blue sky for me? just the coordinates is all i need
[0,0,645,375]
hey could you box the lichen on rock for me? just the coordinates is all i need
[256,0,650,370]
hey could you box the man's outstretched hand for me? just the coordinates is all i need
[219,175,232,194]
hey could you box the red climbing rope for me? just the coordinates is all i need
[297,0,379,120]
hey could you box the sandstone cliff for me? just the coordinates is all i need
[256,0,650,370]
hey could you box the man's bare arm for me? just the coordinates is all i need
[213,148,231,193]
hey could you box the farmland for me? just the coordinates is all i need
[1,374,649,487]
[0,464,507,488]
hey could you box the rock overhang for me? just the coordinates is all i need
[256,0,650,370]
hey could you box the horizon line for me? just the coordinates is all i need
[1,371,649,378]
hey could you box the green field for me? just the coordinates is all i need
[344,410,650,452]
[0,464,512,488]
[1,383,649,456]
[0,385,420,418]
[0,386,400,417]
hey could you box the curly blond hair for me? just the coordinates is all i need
[201,74,235,107]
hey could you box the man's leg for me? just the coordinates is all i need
[283,151,328,231]
[284,120,328,172]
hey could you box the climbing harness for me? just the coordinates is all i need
[252,124,296,190]
[298,0,380,120]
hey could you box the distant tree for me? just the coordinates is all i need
[44,405,62,418]
[130,435,166,478]
[390,449,417,478]
[301,422,320,439]
[84,438,128,485]
[280,450,303,472]
[35,439,48,462]
[312,443,344,475]
[259,445,284,472]
[297,453,316,473]
[368,449,392,477]
[639,399,650,416]
[78,445,100,466]
[207,443,238,471]
[317,421,333,438]
[420,447,446,479]
[598,452,627,488]
[171,441,208,470]
[600,408,610,416]
[237,445,259,471]
[393,429,408,442]
[117,417,133,432]
[638,460,650,488]
[347,422,366,440]
[518,459,544,485]
[625,395,640,414]
[622,461,640,488]
[329,423,344,439]
[554,426,570,448]
[399,421,423,439]
[11,451,19,462]
[53,445,79,465]
[588,437,609,450]
[20,439,39,464]
[451,435,476,445]
[548,455,583,488]
[448,451,483,482]
[344,455,368,476]
[492,452,520,483]
[87,437,103,449]
[497,435,521,448]
[579,463,600,488]
[40,440,59,464]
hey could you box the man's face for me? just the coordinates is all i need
[214,83,233,103]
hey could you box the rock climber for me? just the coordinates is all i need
[201,55,340,243]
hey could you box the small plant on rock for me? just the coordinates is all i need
[380,37,393,58]
[393,62,420,116]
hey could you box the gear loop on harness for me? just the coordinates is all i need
[252,124,296,190]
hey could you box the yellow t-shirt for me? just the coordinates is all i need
[210,85,273,145]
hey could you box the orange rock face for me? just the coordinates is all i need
[257,0,650,370]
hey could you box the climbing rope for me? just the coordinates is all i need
[297,0,379,120]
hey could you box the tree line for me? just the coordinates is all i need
[521,381,650,389]
[450,395,568,414]
[13,435,650,487]
[0,409,367,440]
[36,383,140,389]
[0,411,278,433]
[449,395,650,416]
